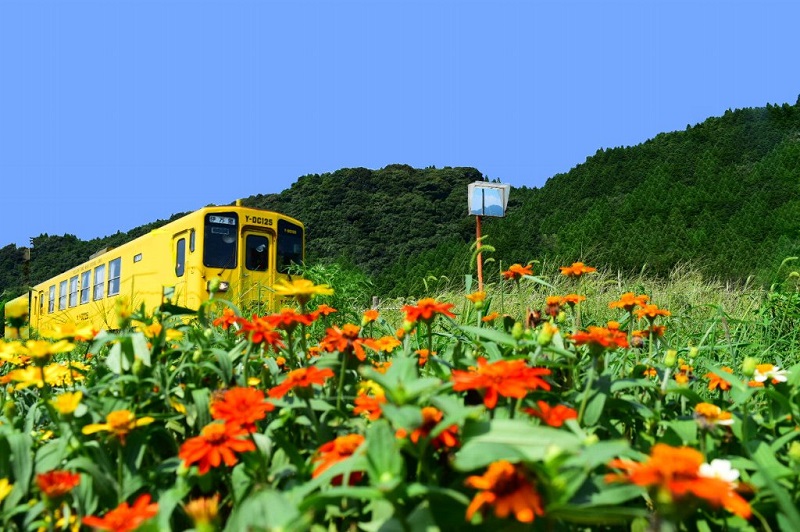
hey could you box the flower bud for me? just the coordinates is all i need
[207,278,221,295]
[789,441,800,463]
[688,346,699,358]
[556,311,567,324]
[742,357,758,377]
[511,322,524,340]
[132,357,145,376]
[537,322,557,346]
[402,320,415,333]
[664,349,677,368]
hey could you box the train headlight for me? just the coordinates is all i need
[207,280,230,293]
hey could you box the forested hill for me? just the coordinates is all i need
[2,101,800,301]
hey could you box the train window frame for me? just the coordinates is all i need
[80,271,91,304]
[203,212,239,269]
[175,238,186,277]
[59,280,67,310]
[276,219,304,273]
[68,275,79,307]
[93,264,106,301]
[48,285,55,313]
[108,257,122,296]
[189,229,196,252]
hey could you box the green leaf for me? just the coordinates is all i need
[459,325,517,347]
[365,420,404,491]
[225,489,306,532]
[453,419,582,471]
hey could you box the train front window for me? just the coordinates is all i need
[245,235,269,272]
[204,213,238,269]
[277,220,303,273]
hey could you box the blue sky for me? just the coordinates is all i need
[2,0,799,248]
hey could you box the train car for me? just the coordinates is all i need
[3,203,304,337]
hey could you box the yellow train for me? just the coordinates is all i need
[3,204,304,337]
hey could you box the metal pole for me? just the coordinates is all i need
[476,215,484,292]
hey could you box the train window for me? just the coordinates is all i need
[108,258,122,296]
[48,285,55,313]
[134,253,142,263]
[245,235,269,271]
[68,276,78,307]
[80,271,91,304]
[93,264,105,301]
[189,229,196,252]
[59,280,67,310]
[277,220,304,273]
[204,212,238,269]
[175,239,186,277]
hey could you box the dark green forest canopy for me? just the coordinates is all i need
[2,102,799,302]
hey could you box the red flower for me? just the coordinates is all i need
[608,292,650,313]
[237,315,286,350]
[502,263,533,281]
[606,444,751,519]
[313,434,365,484]
[570,326,629,351]
[524,401,578,427]
[466,461,545,523]
[36,470,80,500]
[262,308,318,330]
[353,390,385,421]
[559,262,597,277]
[397,406,459,449]
[210,387,275,432]
[82,494,159,532]
[402,298,456,324]
[212,307,241,330]
[451,358,551,409]
[319,324,375,361]
[267,365,335,399]
[178,423,256,475]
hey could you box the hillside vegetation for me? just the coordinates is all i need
[2,101,799,302]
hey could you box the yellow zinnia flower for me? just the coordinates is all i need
[51,391,83,416]
[82,409,154,445]
[0,478,13,504]
[45,322,97,342]
[272,279,333,305]
[22,339,75,364]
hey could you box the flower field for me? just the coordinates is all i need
[1,262,800,531]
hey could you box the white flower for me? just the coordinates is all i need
[699,459,740,484]
[753,364,788,383]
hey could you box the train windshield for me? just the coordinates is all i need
[277,220,303,273]
[204,213,239,269]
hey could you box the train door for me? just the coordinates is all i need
[241,229,274,313]
[170,232,189,307]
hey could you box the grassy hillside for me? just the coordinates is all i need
[2,102,799,302]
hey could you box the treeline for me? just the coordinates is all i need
[2,101,799,303]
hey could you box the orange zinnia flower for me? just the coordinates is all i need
[562,293,586,306]
[82,493,159,532]
[694,403,734,429]
[482,312,501,322]
[237,315,286,351]
[312,434,365,484]
[178,422,256,475]
[570,326,629,352]
[397,406,459,449]
[36,470,80,500]
[524,401,578,428]
[402,298,456,324]
[559,262,596,278]
[501,263,533,281]
[353,390,386,421]
[263,308,318,330]
[362,309,379,325]
[606,444,750,519]
[451,357,551,409]
[634,304,671,321]
[210,387,275,432]
[213,307,241,330]
[319,324,376,361]
[706,367,734,391]
[609,292,650,313]
[371,336,401,354]
[415,348,432,366]
[267,365,335,399]
[313,304,338,317]
[465,460,545,523]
